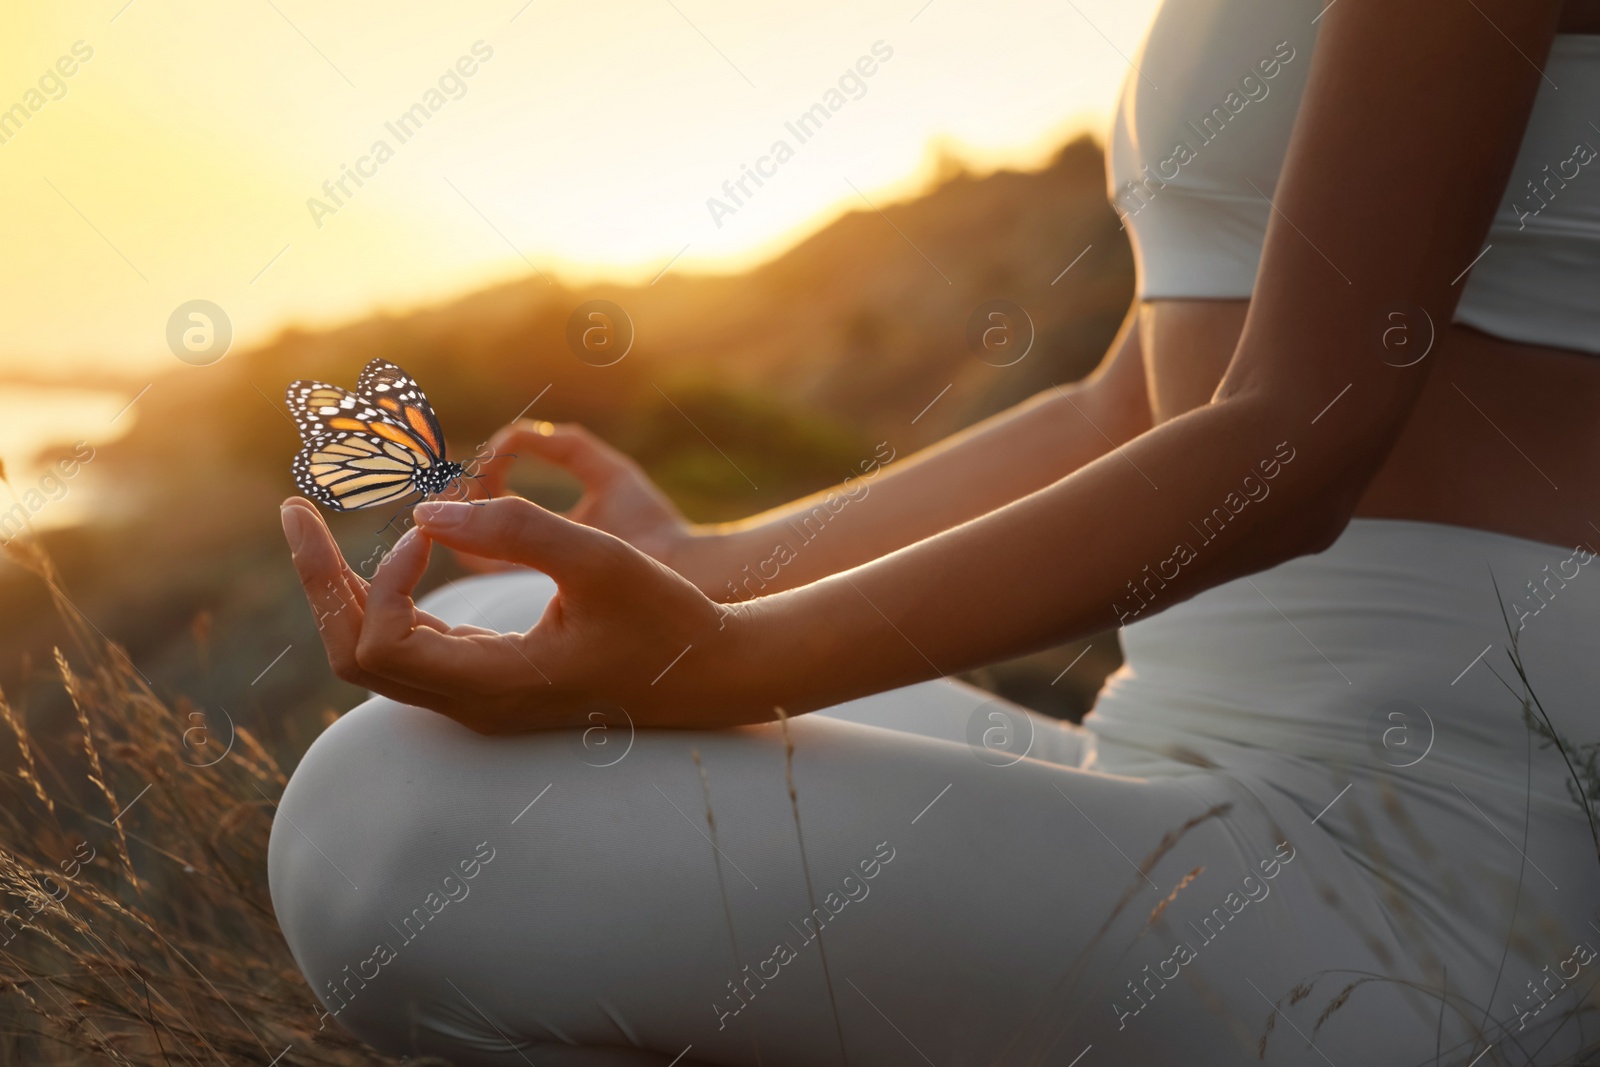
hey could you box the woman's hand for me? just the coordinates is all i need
[280,495,761,733]
[464,420,734,592]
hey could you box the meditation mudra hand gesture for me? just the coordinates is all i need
[451,420,710,583]
[266,2,1600,1062]
[280,489,738,735]
[280,415,978,735]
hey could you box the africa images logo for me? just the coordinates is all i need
[705,41,895,228]
[305,42,495,229]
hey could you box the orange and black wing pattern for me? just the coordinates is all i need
[355,358,449,460]
[286,360,456,512]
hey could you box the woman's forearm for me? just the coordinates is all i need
[690,309,1151,600]
[717,0,1559,720]
[726,381,1374,718]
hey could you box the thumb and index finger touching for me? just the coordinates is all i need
[478,420,633,497]
[413,496,618,590]
[281,469,605,595]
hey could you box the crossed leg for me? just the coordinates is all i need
[269,572,1449,1066]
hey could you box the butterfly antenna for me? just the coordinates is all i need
[441,475,488,507]
[473,449,518,466]
[454,449,515,507]
[372,504,410,539]
[464,473,490,506]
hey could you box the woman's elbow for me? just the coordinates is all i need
[1285,471,1366,558]
[1301,504,1355,556]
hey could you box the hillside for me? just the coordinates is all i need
[0,134,1134,757]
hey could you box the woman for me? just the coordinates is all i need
[271,0,1600,1063]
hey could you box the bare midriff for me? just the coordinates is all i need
[1132,6,1599,548]
[1140,299,1600,551]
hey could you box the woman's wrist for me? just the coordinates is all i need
[663,524,767,600]
[710,577,897,724]
[713,589,815,722]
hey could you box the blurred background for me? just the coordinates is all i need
[0,0,1156,768]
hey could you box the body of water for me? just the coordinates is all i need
[0,384,136,534]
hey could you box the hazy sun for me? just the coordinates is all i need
[0,0,1156,372]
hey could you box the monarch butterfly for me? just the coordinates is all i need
[287,359,468,511]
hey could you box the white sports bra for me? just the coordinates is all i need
[1106,0,1600,355]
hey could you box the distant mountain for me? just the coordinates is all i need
[100,133,1131,510]
[0,134,1133,732]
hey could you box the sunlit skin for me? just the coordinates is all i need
[285,0,1594,735]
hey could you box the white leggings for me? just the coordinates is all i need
[269,568,1596,1067]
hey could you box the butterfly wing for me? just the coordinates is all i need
[286,371,448,512]
[291,430,430,512]
[355,358,448,462]
[286,379,373,446]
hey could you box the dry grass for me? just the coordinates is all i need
[0,536,396,1066]
[2,521,1598,1066]
[1265,581,1600,1067]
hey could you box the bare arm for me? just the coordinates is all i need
[692,310,1152,596]
[725,0,1564,713]
[285,0,1565,733]
[476,312,1150,598]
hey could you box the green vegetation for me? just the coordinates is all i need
[0,139,1132,1063]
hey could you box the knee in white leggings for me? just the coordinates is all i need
[271,573,1455,1066]
[410,572,1087,765]
[269,573,1078,1064]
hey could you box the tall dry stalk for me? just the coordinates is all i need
[0,536,395,1065]
[773,706,849,1067]
[1263,573,1600,1066]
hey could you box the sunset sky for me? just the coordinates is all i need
[0,0,1157,375]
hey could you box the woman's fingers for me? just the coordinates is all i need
[281,500,462,706]
[449,551,527,577]
[481,420,634,497]
[357,526,546,695]
[282,502,361,627]
[286,486,726,731]
[359,525,430,640]
[361,624,542,699]
[284,496,565,721]
[413,496,613,588]
[458,419,636,576]
[284,492,374,601]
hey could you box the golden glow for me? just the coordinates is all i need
[0,0,1158,374]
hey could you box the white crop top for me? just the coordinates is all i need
[1106,0,1600,355]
